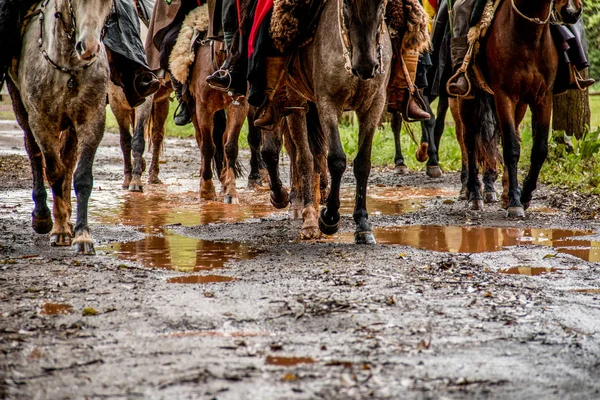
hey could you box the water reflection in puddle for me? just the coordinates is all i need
[266,356,315,367]
[40,303,73,316]
[499,267,557,276]
[332,225,598,261]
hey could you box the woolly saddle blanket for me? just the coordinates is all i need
[169,4,209,84]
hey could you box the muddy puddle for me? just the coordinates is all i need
[98,185,456,276]
[167,275,235,284]
[40,303,73,316]
[331,225,599,262]
[265,356,315,367]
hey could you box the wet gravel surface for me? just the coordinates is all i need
[1,124,600,400]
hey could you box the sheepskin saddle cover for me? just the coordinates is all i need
[270,0,430,54]
[169,5,209,84]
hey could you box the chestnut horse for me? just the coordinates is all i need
[461,0,583,217]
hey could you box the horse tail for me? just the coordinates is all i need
[473,93,501,171]
[145,102,154,154]
[306,102,327,176]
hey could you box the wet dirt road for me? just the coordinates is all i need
[1,122,600,399]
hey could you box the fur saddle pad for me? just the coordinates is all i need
[169,4,209,84]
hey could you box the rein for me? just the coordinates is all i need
[37,0,98,90]
[337,0,387,75]
[511,0,554,25]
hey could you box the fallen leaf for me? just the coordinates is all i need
[82,307,98,316]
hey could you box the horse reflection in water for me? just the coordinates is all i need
[105,191,260,271]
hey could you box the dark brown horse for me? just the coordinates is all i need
[461,0,583,217]
[8,0,113,255]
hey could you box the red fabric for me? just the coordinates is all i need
[236,0,241,26]
[197,0,204,5]
[248,0,273,58]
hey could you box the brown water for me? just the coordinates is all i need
[167,275,235,284]
[569,288,600,294]
[265,356,315,367]
[333,225,598,261]
[499,267,557,276]
[40,303,73,316]
[100,185,456,275]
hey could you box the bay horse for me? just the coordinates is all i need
[7,0,113,255]
[461,0,582,217]
[284,0,392,243]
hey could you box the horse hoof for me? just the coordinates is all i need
[32,211,53,234]
[506,206,525,218]
[74,241,95,256]
[50,233,72,247]
[426,165,443,178]
[300,226,320,240]
[247,178,261,189]
[468,199,484,211]
[289,207,303,220]
[484,191,498,203]
[355,231,376,245]
[270,190,289,209]
[318,208,340,235]
[459,186,468,201]
[128,184,143,192]
[224,194,239,204]
[394,165,409,175]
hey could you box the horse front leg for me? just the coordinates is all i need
[495,94,522,217]
[222,104,249,204]
[425,96,443,178]
[391,112,407,174]
[318,110,346,237]
[8,81,52,234]
[459,98,483,210]
[115,111,133,190]
[129,99,151,192]
[452,98,469,201]
[352,109,380,244]
[521,97,551,210]
[72,117,105,255]
[286,110,318,239]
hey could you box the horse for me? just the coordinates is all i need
[281,0,392,243]
[188,39,250,203]
[461,0,583,217]
[7,0,114,255]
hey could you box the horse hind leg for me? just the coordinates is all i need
[195,108,217,201]
[459,98,484,211]
[483,167,498,203]
[425,96,443,178]
[108,84,134,189]
[451,98,469,200]
[72,119,105,255]
[8,81,52,234]
[222,105,248,204]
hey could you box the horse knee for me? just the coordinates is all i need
[328,153,346,176]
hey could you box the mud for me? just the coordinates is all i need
[1,128,600,399]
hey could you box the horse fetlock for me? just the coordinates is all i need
[224,193,239,205]
[318,207,340,236]
[122,173,132,190]
[416,142,429,162]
